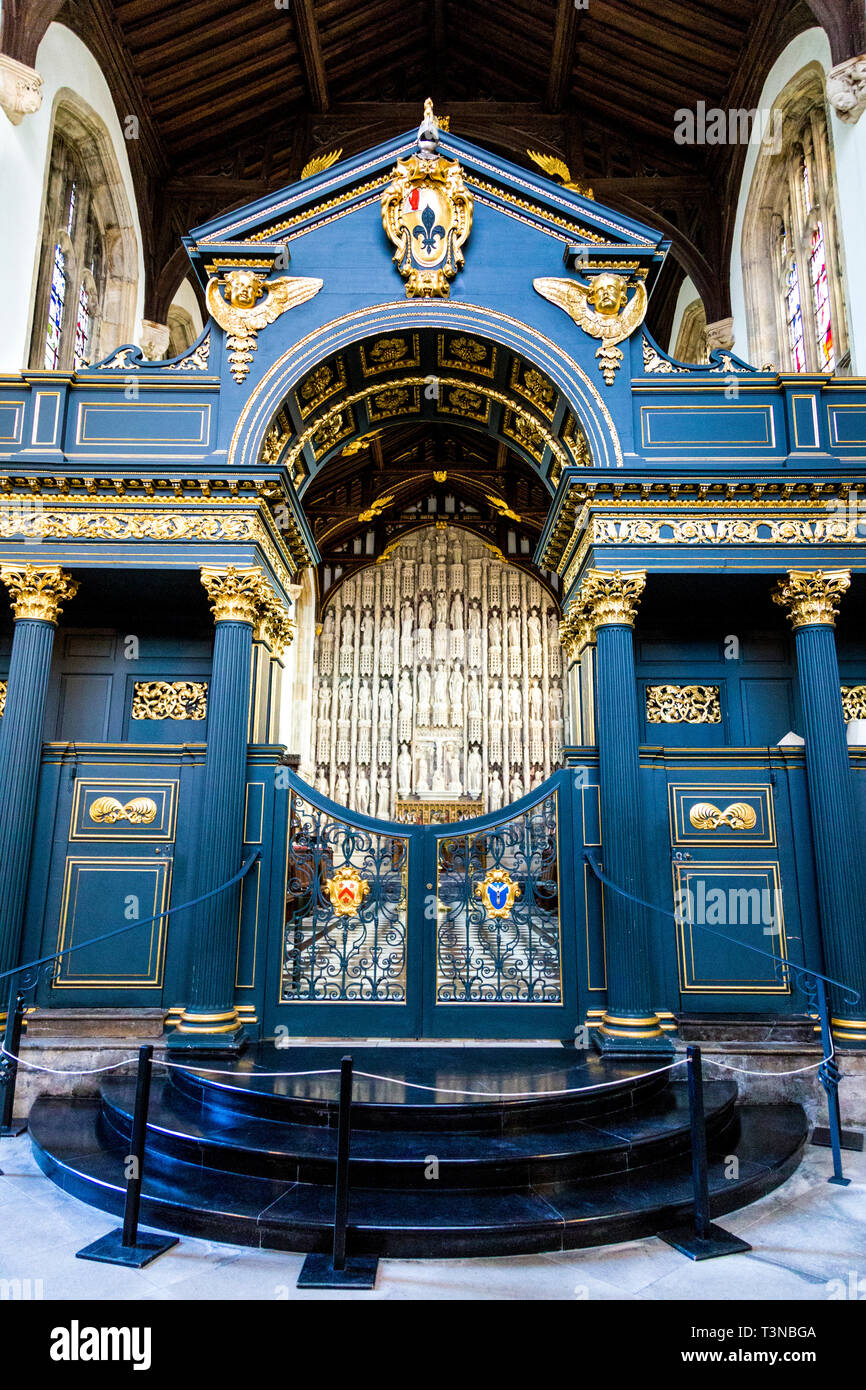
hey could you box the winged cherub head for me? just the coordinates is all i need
[224,269,265,309]
[587,272,629,317]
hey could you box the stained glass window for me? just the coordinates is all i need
[809,222,835,372]
[43,244,67,371]
[785,260,806,373]
[73,281,92,369]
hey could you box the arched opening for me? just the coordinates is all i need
[27,89,138,369]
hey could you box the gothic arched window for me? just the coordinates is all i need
[28,99,138,371]
[741,65,848,374]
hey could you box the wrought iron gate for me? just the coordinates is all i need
[266,769,580,1038]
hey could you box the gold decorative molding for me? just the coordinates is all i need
[647,685,721,724]
[206,269,323,383]
[841,685,866,721]
[131,682,208,721]
[381,100,473,298]
[533,273,647,384]
[688,801,757,831]
[772,569,851,628]
[577,568,647,631]
[0,680,6,716]
[89,796,158,826]
[0,565,79,624]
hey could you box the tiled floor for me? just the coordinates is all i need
[0,1130,864,1300]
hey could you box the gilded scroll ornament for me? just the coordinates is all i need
[324,866,370,918]
[131,682,208,721]
[842,685,866,721]
[688,801,757,831]
[206,269,323,383]
[578,568,647,631]
[0,565,79,624]
[533,273,647,384]
[89,796,158,825]
[526,149,594,199]
[475,867,522,919]
[772,569,851,628]
[646,685,721,724]
[381,99,473,298]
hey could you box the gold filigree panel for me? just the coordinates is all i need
[508,360,557,420]
[842,685,866,721]
[368,385,421,422]
[437,332,496,377]
[437,384,490,424]
[502,407,546,462]
[296,356,348,418]
[131,681,208,721]
[646,684,721,724]
[313,407,355,458]
[359,334,421,375]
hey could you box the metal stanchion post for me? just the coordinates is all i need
[298,1055,378,1289]
[659,1045,752,1260]
[0,987,27,1138]
[77,1045,178,1268]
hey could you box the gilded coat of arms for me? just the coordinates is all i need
[324,865,371,918]
[381,100,473,299]
[474,867,522,919]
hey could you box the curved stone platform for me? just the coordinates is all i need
[29,1045,808,1258]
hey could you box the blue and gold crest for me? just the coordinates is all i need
[475,867,521,919]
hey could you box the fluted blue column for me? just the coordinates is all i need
[775,569,866,1044]
[579,570,671,1056]
[0,566,78,983]
[169,567,274,1055]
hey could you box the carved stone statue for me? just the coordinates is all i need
[489,682,503,725]
[335,766,349,805]
[417,664,431,724]
[448,662,463,722]
[488,772,503,813]
[510,770,524,802]
[379,680,392,728]
[509,684,522,723]
[376,772,391,818]
[433,664,449,726]
[341,608,354,645]
[416,748,430,793]
[467,746,482,798]
[397,743,412,798]
[356,765,370,815]
[380,610,394,675]
[445,743,461,792]
[338,679,352,723]
[358,679,372,724]
[529,678,543,722]
[467,672,481,716]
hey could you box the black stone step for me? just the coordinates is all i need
[167,1045,672,1131]
[29,1097,807,1258]
[100,1074,738,1187]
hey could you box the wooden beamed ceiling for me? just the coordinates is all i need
[14,0,840,329]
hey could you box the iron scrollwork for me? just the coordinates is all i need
[282,791,409,1002]
[436,790,562,1003]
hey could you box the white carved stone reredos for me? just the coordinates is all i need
[312,525,567,817]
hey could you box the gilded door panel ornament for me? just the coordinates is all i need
[206,268,323,384]
[131,681,208,721]
[646,684,721,724]
[688,801,758,831]
[773,568,851,628]
[381,100,473,299]
[323,865,371,918]
[842,685,866,721]
[89,796,159,825]
[533,273,647,384]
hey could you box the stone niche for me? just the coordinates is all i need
[312,525,567,818]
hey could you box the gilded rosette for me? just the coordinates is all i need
[0,565,79,624]
[772,568,851,628]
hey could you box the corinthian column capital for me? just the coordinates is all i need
[559,605,593,659]
[578,568,647,633]
[773,569,851,628]
[200,566,272,625]
[0,565,79,623]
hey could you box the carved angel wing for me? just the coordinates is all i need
[533,276,591,329]
[527,150,572,184]
[617,281,648,339]
[206,276,244,335]
[249,276,324,329]
[301,148,342,180]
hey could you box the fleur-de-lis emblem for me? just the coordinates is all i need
[413,203,446,255]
